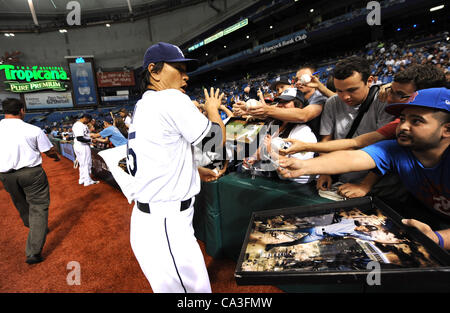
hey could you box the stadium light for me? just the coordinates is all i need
[246,35,250,39]
[310,9,314,13]
[205,53,208,56]
[224,45,227,48]
[429,5,444,12]
[269,25,273,29]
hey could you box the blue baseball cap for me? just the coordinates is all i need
[142,42,199,72]
[385,87,450,116]
[270,75,292,90]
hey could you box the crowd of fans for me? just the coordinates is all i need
[189,32,449,107]
[28,32,449,155]
[182,32,450,216]
[21,32,450,206]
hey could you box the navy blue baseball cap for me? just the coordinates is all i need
[142,42,199,72]
[101,118,114,125]
[385,87,450,116]
[275,88,305,104]
[270,75,292,90]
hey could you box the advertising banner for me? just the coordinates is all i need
[24,92,73,109]
[259,32,307,54]
[0,64,70,93]
[96,71,135,87]
[69,62,98,106]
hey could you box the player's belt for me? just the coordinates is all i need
[137,198,192,214]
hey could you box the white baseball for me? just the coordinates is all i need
[270,137,285,151]
[245,99,259,109]
[300,74,311,84]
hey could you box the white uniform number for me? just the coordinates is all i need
[127,131,137,176]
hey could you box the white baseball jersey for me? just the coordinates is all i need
[0,119,53,172]
[127,89,211,203]
[72,121,90,145]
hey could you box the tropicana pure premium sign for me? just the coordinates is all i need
[0,64,70,93]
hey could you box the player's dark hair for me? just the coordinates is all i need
[333,56,371,82]
[394,64,446,90]
[81,114,92,122]
[140,62,165,94]
[2,98,24,115]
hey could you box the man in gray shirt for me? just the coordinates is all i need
[318,56,393,189]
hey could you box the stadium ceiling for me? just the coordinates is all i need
[0,0,209,33]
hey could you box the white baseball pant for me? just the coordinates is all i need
[130,198,211,293]
[73,143,93,185]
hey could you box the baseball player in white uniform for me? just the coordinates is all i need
[128,42,225,293]
[72,114,99,187]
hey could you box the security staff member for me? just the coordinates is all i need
[128,42,225,293]
[0,98,60,264]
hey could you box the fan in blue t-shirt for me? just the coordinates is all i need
[93,120,128,147]
[277,88,450,250]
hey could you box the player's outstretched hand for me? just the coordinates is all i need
[198,166,220,182]
[204,87,224,111]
